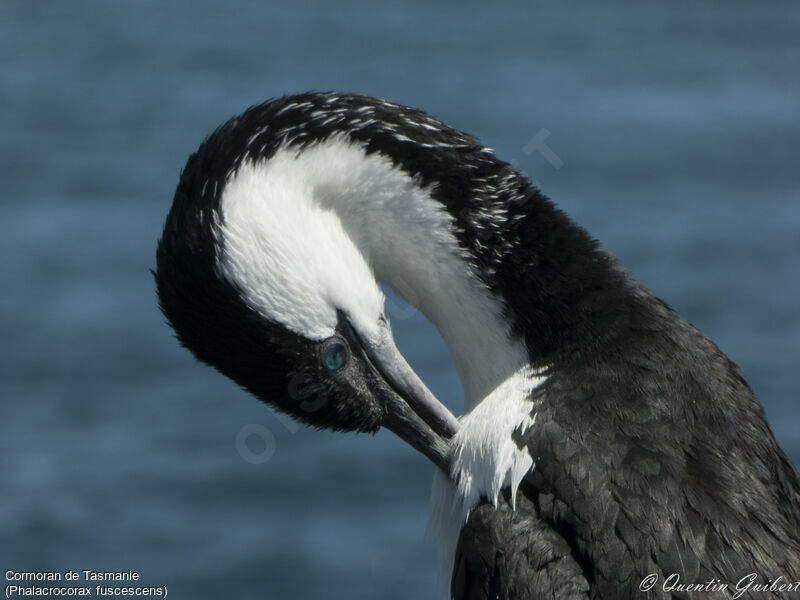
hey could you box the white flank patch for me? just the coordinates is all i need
[428,366,542,600]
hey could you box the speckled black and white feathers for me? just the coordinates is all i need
[163,92,635,363]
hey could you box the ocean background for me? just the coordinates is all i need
[2,2,798,598]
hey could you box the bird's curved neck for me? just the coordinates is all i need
[238,137,533,411]
[218,134,565,597]
[316,138,532,409]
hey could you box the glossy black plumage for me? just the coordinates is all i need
[156,92,800,599]
[455,280,800,598]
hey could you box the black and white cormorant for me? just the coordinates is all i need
[156,92,800,599]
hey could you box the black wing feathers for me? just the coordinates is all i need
[453,287,800,599]
[452,489,591,600]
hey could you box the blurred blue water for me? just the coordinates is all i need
[1,2,798,598]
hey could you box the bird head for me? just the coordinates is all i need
[155,96,460,470]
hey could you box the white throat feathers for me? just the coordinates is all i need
[214,136,543,596]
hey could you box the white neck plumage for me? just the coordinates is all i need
[217,136,544,596]
[220,135,536,406]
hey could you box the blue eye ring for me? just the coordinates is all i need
[321,337,348,371]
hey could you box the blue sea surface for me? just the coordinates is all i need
[2,2,798,598]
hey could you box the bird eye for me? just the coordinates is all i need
[321,338,348,371]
